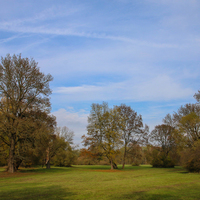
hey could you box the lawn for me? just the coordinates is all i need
[0,165,199,200]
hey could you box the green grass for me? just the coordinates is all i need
[0,165,199,200]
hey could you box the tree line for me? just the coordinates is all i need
[0,54,200,173]
[81,95,200,172]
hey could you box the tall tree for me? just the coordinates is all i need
[0,54,53,173]
[116,104,148,169]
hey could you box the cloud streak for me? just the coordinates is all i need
[53,75,194,102]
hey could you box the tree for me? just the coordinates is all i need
[52,126,76,167]
[173,103,200,147]
[150,124,176,168]
[181,140,200,172]
[83,102,122,170]
[0,54,53,173]
[56,126,74,145]
[21,111,56,169]
[116,104,148,169]
[194,90,200,103]
[171,103,200,172]
[45,133,67,169]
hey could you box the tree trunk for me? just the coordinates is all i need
[15,158,22,171]
[111,159,113,170]
[122,144,127,169]
[46,147,50,169]
[8,137,16,173]
[110,158,118,169]
[113,162,118,169]
[46,160,50,169]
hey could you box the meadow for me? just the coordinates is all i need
[0,165,199,200]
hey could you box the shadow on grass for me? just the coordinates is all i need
[111,191,176,200]
[179,171,189,174]
[19,167,73,174]
[0,185,76,200]
[73,165,153,171]
[74,165,112,170]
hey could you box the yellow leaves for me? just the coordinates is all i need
[179,112,200,144]
[180,112,200,127]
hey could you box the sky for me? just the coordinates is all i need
[0,0,200,146]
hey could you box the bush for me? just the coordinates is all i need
[151,149,175,168]
[181,141,200,172]
[131,160,140,166]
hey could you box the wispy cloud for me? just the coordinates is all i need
[53,75,194,102]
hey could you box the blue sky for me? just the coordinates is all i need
[0,0,200,145]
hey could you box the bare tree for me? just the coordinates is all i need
[116,104,148,169]
[56,126,74,145]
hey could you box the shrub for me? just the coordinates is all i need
[181,141,200,172]
[151,149,175,168]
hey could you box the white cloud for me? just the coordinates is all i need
[52,108,88,146]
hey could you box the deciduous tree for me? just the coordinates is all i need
[83,102,122,169]
[150,124,176,168]
[0,54,53,173]
[116,104,148,169]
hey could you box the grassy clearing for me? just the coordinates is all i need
[0,165,199,200]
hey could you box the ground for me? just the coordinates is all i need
[0,165,199,200]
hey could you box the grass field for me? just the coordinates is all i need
[0,165,199,200]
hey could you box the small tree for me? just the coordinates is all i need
[52,126,76,167]
[150,124,176,168]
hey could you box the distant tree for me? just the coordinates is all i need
[171,103,200,172]
[150,124,176,168]
[56,126,74,145]
[181,140,200,172]
[116,104,148,169]
[52,126,76,167]
[173,103,200,147]
[127,143,143,166]
[194,90,200,103]
[0,54,53,173]
[82,102,122,169]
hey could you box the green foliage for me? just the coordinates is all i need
[151,149,175,168]
[52,145,76,167]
